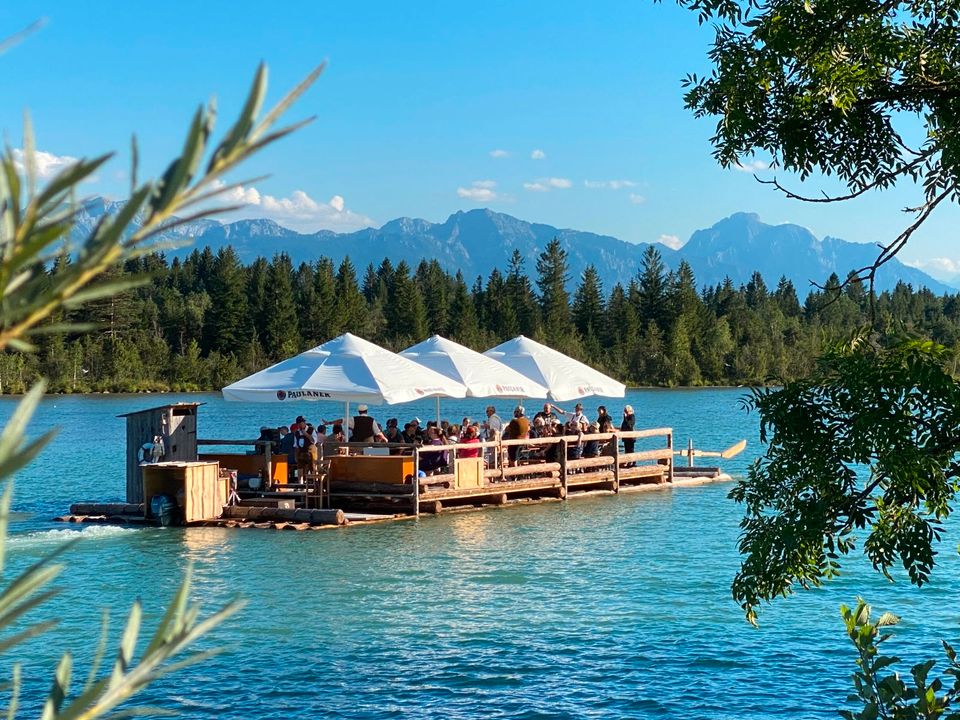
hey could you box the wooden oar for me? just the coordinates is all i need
[673,439,747,460]
[720,439,747,459]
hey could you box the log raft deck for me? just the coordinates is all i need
[58,404,730,530]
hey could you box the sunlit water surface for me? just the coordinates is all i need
[2,390,958,719]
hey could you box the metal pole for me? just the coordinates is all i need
[688,437,694,467]
[435,396,441,424]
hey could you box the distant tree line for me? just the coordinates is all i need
[4,239,960,394]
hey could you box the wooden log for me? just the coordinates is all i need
[490,493,508,505]
[502,462,561,478]
[221,505,345,525]
[619,465,669,482]
[620,448,673,463]
[566,456,615,471]
[559,439,568,494]
[619,427,673,440]
[421,473,455,486]
[566,470,615,485]
[70,502,143,516]
[609,435,620,492]
[420,500,442,514]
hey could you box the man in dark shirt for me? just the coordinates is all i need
[534,403,559,425]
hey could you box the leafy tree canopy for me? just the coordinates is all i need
[732,333,960,624]
[671,0,960,285]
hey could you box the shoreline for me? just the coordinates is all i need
[0,385,771,400]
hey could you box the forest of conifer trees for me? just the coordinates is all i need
[5,238,960,394]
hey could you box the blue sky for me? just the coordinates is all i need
[3,1,958,278]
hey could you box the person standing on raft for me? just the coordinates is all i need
[324,404,388,443]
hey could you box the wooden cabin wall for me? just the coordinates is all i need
[126,410,164,503]
[166,406,197,461]
[126,405,200,503]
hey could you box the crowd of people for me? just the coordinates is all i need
[257,401,639,480]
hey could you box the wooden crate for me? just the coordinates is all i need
[142,461,226,523]
[454,458,485,489]
[328,455,414,484]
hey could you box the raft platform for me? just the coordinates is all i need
[59,409,736,530]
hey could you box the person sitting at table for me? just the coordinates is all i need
[383,418,402,442]
[542,422,564,464]
[565,418,584,462]
[582,422,602,458]
[401,422,419,446]
[530,416,546,439]
[419,426,448,474]
[457,424,481,459]
[323,405,387,444]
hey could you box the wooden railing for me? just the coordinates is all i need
[200,428,674,516]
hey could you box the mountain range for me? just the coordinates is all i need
[73,197,952,295]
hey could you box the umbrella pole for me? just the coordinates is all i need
[435,396,441,424]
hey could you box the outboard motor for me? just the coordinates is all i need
[150,494,180,527]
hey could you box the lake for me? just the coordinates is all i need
[3,389,957,719]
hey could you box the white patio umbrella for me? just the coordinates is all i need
[400,335,549,421]
[484,335,626,402]
[222,334,468,418]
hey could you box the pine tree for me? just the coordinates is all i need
[313,258,337,341]
[536,238,574,346]
[263,253,300,358]
[416,260,450,336]
[388,260,428,345]
[745,271,769,309]
[637,245,667,329]
[573,265,604,354]
[202,246,249,354]
[448,271,480,346]
[245,258,270,345]
[773,276,802,317]
[334,257,367,336]
[506,249,540,338]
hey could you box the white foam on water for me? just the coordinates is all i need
[7,525,141,549]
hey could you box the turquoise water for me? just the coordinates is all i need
[3,390,959,718]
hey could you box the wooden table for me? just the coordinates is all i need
[329,455,414,485]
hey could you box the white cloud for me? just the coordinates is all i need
[523,177,571,192]
[489,149,510,158]
[629,193,646,205]
[213,180,375,232]
[457,180,503,202]
[12,148,80,179]
[584,179,637,190]
[905,257,960,280]
[657,234,684,250]
[734,159,770,173]
[531,149,546,160]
